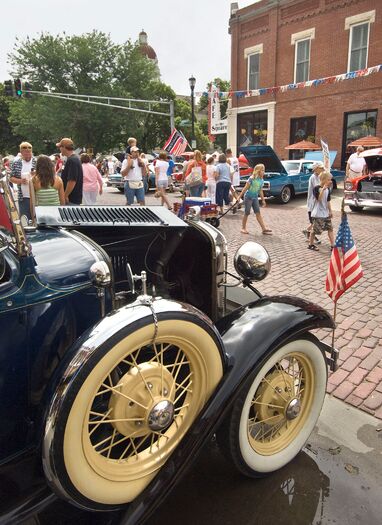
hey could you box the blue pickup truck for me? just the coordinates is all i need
[240,145,345,204]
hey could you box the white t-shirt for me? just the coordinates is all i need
[307,173,320,212]
[155,160,169,182]
[21,159,33,198]
[347,153,366,174]
[206,164,216,185]
[122,158,143,181]
[229,156,240,186]
[107,161,115,174]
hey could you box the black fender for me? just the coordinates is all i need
[121,295,334,525]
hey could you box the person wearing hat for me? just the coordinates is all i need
[303,161,325,243]
[10,141,37,221]
[56,138,83,205]
[121,146,145,205]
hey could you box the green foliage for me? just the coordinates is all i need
[5,31,178,153]
[198,77,230,115]
[0,84,22,154]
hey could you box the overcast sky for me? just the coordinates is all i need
[0,0,257,95]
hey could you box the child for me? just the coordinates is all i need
[206,156,217,203]
[236,163,272,235]
[308,171,334,251]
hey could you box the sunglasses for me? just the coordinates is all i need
[22,146,32,150]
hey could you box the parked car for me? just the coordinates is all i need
[344,147,382,211]
[0,178,336,524]
[240,145,345,204]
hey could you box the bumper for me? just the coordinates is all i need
[344,195,382,208]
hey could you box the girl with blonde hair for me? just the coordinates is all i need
[236,163,272,235]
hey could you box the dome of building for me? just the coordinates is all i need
[138,30,157,61]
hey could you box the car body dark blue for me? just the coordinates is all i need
[0,178,336,524]
[240,145,345,204]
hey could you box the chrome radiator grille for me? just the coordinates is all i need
[58,206,164,225]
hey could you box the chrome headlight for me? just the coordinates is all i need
[344,181,354,191]
[234,242,271,281]
[89,261,111,287]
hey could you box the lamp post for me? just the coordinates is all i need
[189,75,196,149]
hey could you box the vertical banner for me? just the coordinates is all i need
[208,84,228,138]
[320,138,330,171]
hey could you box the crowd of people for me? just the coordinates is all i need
[1,136,363,247]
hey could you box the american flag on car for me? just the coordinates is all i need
[163,128,189,155]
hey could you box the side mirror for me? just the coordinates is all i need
[234,241,271,282]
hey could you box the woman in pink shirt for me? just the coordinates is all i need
[81,154,103,205]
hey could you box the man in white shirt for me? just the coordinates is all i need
[346,146,366,180]
[121,146,145,205]
[10,141,36,221]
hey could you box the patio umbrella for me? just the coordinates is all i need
[347,135,382,148]
[285,140,321,150]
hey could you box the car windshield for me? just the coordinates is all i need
[282,161,300,173]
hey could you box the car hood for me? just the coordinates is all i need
[304,150,337,168]
[240,145,288,175]
[28,228,102,289]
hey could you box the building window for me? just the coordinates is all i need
[238,110,268,148]
[295,39,310,83]
[248,53,260,90]
[348,23,369,71]
[342,109,377,166]
[289,116,316,159]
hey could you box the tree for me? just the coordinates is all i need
[6,32,175,153]
[0,84,22,154]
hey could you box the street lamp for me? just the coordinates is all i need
[189,75,196,149]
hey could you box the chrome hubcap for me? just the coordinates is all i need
[285,397,301,420]
[148,400,174,431]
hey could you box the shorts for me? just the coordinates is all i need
[157,179,168,189]
[124,181,145,205]
[312,217,333,234]
[244,194,260,215]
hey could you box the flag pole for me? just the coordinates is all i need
[331,301,337,350]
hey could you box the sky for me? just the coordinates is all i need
[0,0,257,96]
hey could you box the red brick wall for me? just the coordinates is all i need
[229,0,382,167]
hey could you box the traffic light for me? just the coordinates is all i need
[4,80,15,97]
[24,81,32,98]
[14,78,23,98]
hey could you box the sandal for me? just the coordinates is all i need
[262,229,272,235]
[308,244,319,251]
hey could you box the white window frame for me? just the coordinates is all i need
[347,21,370,72]
[291,28,315,84]
[294,38,311,83]
[244,44,263,91]
[345,10,375,72]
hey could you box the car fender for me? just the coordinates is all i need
[120,295,334,525]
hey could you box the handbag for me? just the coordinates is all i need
[185,165,203,187]
[128,180,143,189]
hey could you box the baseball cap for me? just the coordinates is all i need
[56,137,74,149]
[312,161,324,169]
[130,146,140,152]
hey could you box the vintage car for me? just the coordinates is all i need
[240,145,345,204]
[0,177,337,524]
[344,147,382,211]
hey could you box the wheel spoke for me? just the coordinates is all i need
[252,400,284,410]
[251,413,280,426]
[99,382,148,410]
[89,417,145,425]
[129,354,155,402]
[89,408,113,436]
[262,377,289,402]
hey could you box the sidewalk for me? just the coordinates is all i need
[215,196,382,419]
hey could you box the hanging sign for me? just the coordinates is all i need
[208,84,227,137]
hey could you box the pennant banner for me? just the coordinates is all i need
[196,65,382,99]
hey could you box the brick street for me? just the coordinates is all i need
[100,185,382,419]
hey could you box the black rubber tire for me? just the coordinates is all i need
[349,205,364,212]
[217,334,327,478]
[278,186,292,204]
[118,188,124,193]
[209,217,220,228]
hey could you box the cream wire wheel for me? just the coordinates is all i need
[46,317,223,509]
[218,336,326,477]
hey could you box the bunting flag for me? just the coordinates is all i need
[163,128,189,155]
[196,64,382,99]
[325,214,363,302]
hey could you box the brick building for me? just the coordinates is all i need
[227,0,382,167]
